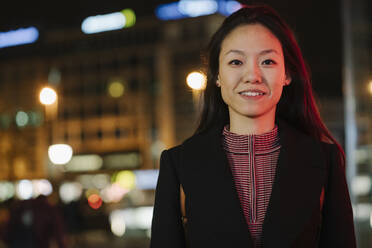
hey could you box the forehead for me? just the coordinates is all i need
[220,24,283,55]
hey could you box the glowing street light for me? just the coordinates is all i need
[0,26,39,49]
[39,87,57,105]
[108,81,125,98]
[186,71,207,111]
[48,144,73,165]
[81,9,136,34]
[155,0,242,20]
[186,71,207,90]
[368,81,372,95]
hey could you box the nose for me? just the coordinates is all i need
[243,61,261,83]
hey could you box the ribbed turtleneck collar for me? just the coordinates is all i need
[222,124,280,155]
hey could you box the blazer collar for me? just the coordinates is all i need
[182,119,327,247]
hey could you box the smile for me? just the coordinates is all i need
[239,91,265,96]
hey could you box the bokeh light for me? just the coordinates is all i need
[39,87,57,105]
[0,182,15,202]
[120,207,154,229]
[354,203,372,221]
[77,175,96,189]
[109,210,126,236]
[85,188,100,198]
[65,154,103,172]
[32,179,53,197]
[28,111,43,126]
[186,71,206,90]
[16,180,33,200]
[88,193,103,209]
[0,26,39,49]
[15,111,29,127]
[81,9,136,34]
[113,170,136,190]
[368,81,372,95]
[101,183,129,203]
[352,175,372,196]
[155,2,183,20]
[92,174,110,189]
[219,0,242,16]
[59,182,83,204]
[121,9,136,27]
[155,0,241,20]
[108,81,125,98]
[48,144,73,165]
[48,67,61,86]
[134,169,159,190]
[178,0,218,17]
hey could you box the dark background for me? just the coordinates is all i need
[0,0,343,98]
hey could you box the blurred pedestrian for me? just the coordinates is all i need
[151,4,356,248]
[3,195,67,248]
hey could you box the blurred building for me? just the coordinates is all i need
[0,12,226,247]
[0,14,226,182]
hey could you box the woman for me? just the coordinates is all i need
[150,4,356,248]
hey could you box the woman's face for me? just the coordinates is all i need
[218,24,291,123]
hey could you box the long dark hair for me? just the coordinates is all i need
[195,4,345,163]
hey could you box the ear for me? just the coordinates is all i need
[284,74,292,86]
[216,75,221,87]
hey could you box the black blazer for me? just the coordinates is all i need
[150,119,356,248]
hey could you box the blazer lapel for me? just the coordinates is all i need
[262,120,327,247]
[182,125,255,247]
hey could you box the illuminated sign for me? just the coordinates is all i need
[63,152,141,172]
[134,169,159,190]
[218,0,242,16]
[178,0,218,17]
[155,0,242,20]
[0,26,39,49]
[64,154,103,172]
[103,152,141,169]
[81,9,136,34]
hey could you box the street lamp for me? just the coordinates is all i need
[48,144,73,165]
[368,81,372,95]
[39,87,57,105]
[39,87,58,122]
[186,71,206,90]
[186,71,206,110]
[39,86,73,165]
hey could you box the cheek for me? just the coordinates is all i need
[266,70,286,93]
[270,84,285,103]
[220,85,230,105]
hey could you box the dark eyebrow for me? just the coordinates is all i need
[224,49,279,56]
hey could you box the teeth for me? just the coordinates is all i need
[240,92,264,96]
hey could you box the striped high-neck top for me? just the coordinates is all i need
[222,125,281,247]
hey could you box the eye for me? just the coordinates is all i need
[228,59,243,66]
[262,59,277,65]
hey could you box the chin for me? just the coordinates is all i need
[237,111,266,119]
[237,107,274,119]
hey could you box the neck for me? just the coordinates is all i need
[229,111,276,135]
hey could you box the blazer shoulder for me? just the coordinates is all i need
[163,131,207,162]
[162,144,183,166]
[319,142,345,170]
